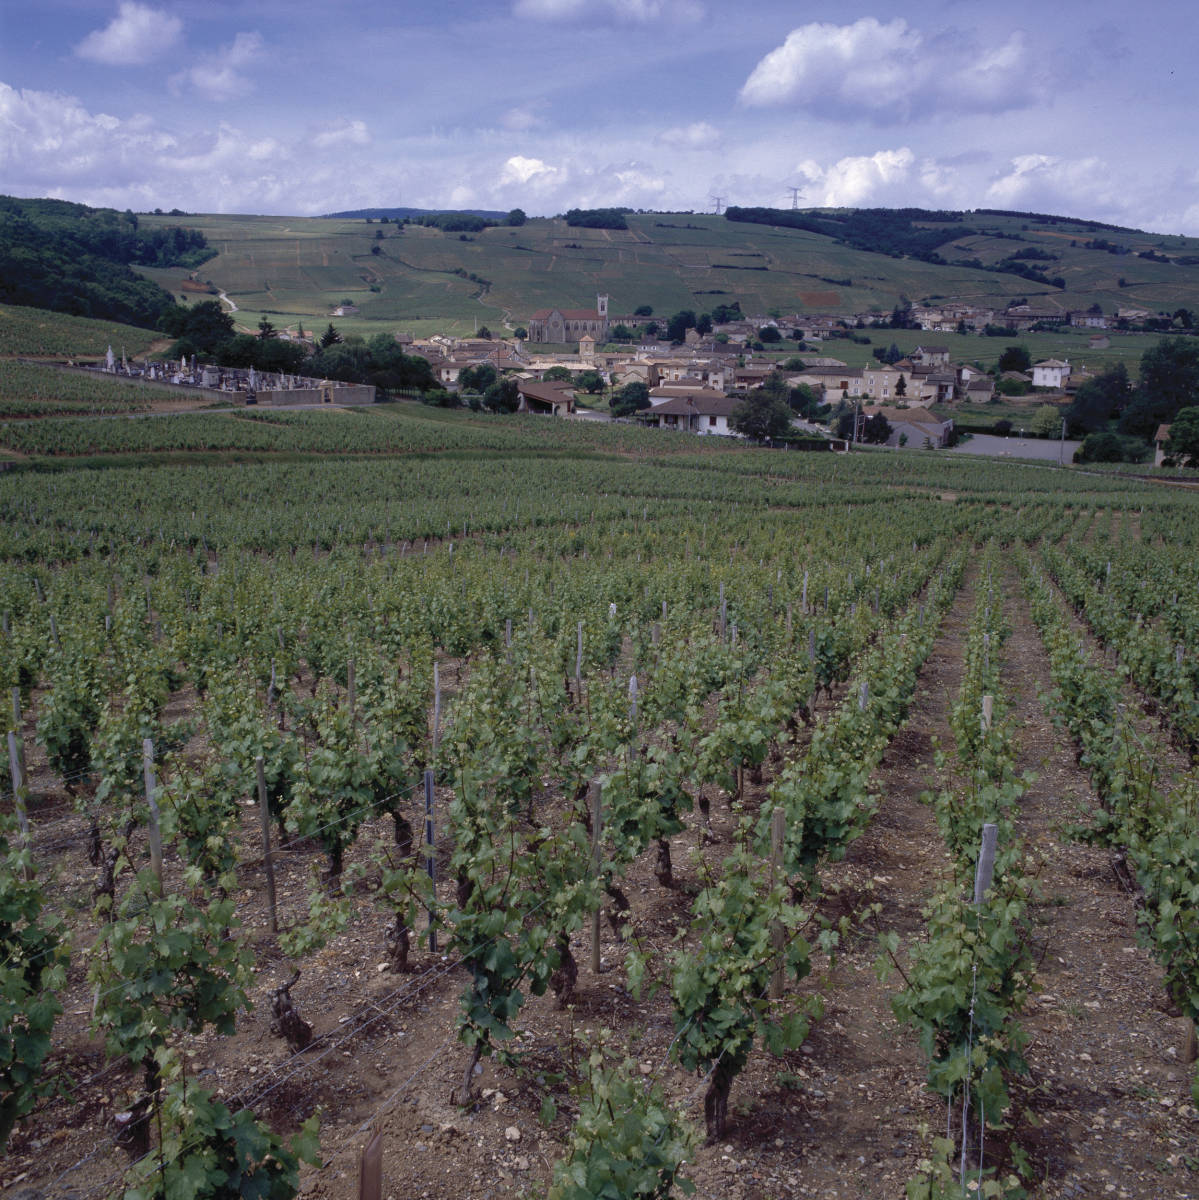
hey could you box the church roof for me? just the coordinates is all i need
[530,308,603,321]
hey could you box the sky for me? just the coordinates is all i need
[1,0,1197,233]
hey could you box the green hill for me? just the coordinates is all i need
[132,207,1199,340]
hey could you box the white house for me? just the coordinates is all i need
[1032,358,1071,389]
[638,390,742,436]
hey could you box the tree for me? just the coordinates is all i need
[1166,406,1199,466]
[665,310,696,343]
[543,366,573,383]
[1065,362,1130,436]
[575,370,605,394]
[1120,336,1199,438]
[895,374,907,397]
[485,378,521,412]
[861,412,891,444]
[634,305,653,317]
[997,345,1031,374]
[477,326,492,339]
[319,323,342,349]
[1077,431,1126,462]
[788,382,822,418]
[1030,404,1064,438]
[513,326,527,340]
[256,316,276,341]
[610,381,650,418]
[505,208,527,226]
[695,313,713,336]
[644,321,660,338]
[160,299,235,355]
[459,364,498,392]
[731,392,793,441]
[758,326,782,343]
[886,342,902,364]
[610,323,634,342]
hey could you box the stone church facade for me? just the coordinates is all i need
[527,295,609,343]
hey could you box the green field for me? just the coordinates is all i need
[134,210,1199,345]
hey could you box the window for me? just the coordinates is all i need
[709,415,717,427]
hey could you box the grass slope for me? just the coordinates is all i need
[134,210,1199,340]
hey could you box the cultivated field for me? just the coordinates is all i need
[0,304,162,360]
[133,210,1199,343]
[2,407,1198,1200]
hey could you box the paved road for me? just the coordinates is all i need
[949,431,1080,462]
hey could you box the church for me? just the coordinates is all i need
[527,295,610,344]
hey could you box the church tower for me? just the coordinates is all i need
[597,294,609,320]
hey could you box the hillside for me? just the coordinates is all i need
[0,196,213,328]
[132,207,1199,339]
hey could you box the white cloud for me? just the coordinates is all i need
[500,104,546,132]
[169,31,263,101]
[656,121,720,149]
[75,2,181,65]
[5,80,1199,236]
[513,0,702,24]
[311,119,370,149]
[798,148,917,208]
[985,153,1121,215]
[499,155,558,186]
[740,18,1040,123]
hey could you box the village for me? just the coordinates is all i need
[87,290,1140,455]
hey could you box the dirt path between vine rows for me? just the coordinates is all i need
[1000,561,1199,1198]
[753,561,978,1198]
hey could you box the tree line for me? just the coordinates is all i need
[162,303,436,394]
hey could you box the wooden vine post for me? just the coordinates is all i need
[7,728,31,881]
[255,755,279,934]
[590,781,603,975]
[142,738,163,894]
[769,807,786,1000]
[358,1130,383,1200]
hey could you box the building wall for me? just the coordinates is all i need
[256,385,375,406]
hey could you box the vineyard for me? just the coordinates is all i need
[1,425,1197,1200]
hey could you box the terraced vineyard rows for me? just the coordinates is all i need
[0,418,1197,1200]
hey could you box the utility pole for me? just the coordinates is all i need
[785,186,804,210]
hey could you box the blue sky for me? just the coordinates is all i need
[1,1,1197,233]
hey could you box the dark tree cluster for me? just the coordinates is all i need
[725,206,965,262]
[563,208,631,230]
[0,195,212,327]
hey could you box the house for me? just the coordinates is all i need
[516,380,575,416]
[1032,359,1071,389]
[861,363,912,404]
[1070,310,1108,329]
[1155,424,1173,467]
[964,376,996,403]
[795,366,866,399]
[862,405,954,449]
[528,295,610,343]
[910,345,951,367]
[638,389,742,436]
